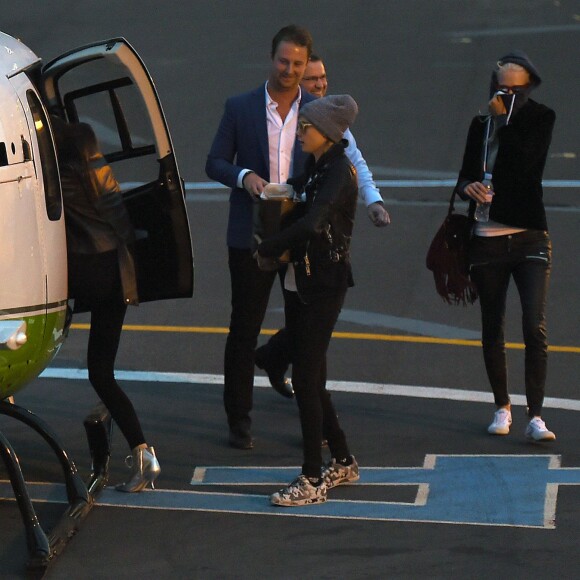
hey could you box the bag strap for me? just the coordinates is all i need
[447,188,458,217]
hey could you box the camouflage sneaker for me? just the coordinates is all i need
[322,455,360,489]
[270,475,327,506]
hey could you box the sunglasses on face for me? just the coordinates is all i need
[496,84,530,95]
[297,120,313,133]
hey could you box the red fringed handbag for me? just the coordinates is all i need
[426,190,478,305]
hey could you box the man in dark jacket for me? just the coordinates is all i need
[205,25,315,449]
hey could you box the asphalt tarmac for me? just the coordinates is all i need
[2,2,579,578]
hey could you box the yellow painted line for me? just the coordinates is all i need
[69,323,580,353]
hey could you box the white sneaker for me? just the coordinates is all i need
[525,417,556,442]
[487,408,512,435]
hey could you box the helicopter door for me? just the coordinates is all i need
[40,38,193,303]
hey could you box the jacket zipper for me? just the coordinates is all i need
[304,253,311,276]
[303,240,311,276]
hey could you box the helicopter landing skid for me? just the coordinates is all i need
[0,399,112,575]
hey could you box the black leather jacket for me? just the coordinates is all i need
[61,155,138,305]
[61,155,135,254]
[258,141,357,302]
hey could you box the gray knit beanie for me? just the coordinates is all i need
[300,94,358,143]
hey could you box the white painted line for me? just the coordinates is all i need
[39,368,580,411]
[119,179,580,191]
[447,24,580,37]
[191,467,206,484]
[416,484,430,507]
[544,483,558,529]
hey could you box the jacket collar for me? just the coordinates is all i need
[310,139,347,172]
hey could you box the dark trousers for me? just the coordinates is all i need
[224,247,277,429]
[284,289,350,479]
[253,267,295,377]
[469,231,551,417]
[69,251,146,449]
[255,326,292,376]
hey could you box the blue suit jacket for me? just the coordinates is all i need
[205,85,316,248]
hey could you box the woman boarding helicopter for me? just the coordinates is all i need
[54,119,160,492]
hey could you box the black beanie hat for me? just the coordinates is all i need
[497,50,542,86]
[489,50,542,98]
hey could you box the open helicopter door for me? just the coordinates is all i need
[40,38,193,303]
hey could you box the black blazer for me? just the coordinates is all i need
[455,99,555,230]
[258,142,357,302]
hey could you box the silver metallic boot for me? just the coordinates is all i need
[115,446,161,492]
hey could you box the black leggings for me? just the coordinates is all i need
[69,251,145,449]
[284,289,350,479]
[469,231,551,417]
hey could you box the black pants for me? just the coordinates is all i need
[469,231,552,417]
[284,289,350,479]
[69,251,145,449]
[224,247,277,429]
[255,326,292,377]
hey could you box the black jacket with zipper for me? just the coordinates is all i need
[454,98,555,231]
[258,141,358,302]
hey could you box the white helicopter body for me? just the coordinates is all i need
[0,33,67,397]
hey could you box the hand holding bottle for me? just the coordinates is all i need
[473,173,494,222]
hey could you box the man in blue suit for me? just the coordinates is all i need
[206,25,315,449]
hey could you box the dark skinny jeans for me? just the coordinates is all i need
[469,230,551,417]
[284,289,350,479]
[69,250,146,449]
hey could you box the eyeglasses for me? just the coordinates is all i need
[297,120,313,133]
[496,84,530,95]
[302,75,327,82]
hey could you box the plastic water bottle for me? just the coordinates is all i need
[474,172,494,222]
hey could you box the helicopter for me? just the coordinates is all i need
[0,31,193,572]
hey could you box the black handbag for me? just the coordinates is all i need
[426,190,477,305]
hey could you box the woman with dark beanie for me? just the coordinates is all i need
[257,94,360,506]
[455,51,556,441]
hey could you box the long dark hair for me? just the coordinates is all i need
[52,117,103,201]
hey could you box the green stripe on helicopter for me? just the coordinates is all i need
[0,308,67,398]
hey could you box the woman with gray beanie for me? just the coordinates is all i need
[257,95,360,506]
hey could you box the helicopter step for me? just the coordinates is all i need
[0,399,112,574]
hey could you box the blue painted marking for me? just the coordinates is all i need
[191,455,580,528]
[2,455,579,528]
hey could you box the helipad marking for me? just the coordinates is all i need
[3,455,579,528]
[187,455,580,528]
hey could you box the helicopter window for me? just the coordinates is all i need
[62,78,158,187]
[26,90,62,221]
[0,143,7,166]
